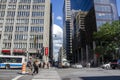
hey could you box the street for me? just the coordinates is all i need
[56,68,120,80]
[0,68,120,80]
[0,69,33,80]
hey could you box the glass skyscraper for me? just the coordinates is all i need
[63,0,119,63]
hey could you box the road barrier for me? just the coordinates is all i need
[21,63,26,74]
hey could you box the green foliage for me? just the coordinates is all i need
[93,20,120,59]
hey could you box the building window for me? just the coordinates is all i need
[31,19,44,24]
[30,34,43,40]
[4,34,12,40]
[17,11,30,17]
[31,26,44,32]
[19,0,31,3]
[8,5,16,10]
[14,43,27,49]
[0,18,4,24]
[0,11,5,17]
[95,5,111,12]
[96,13,112,20]
[14,34,28,40]
[9,0,17,3]
[3,43,11,49]
[0,0,7,3]
[7,11,15,17]
[18,5,30,10]
[32,5,45,10]
[17,19,29,24]
[0,5,6,9]
[33,0,45,3]
[32,12,44,17]
[6,18,14,24]
[16,26,28,32]
[5,26,13,32]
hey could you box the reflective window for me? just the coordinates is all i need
[96,13,112,20]
[95,5,111,12]
[94,0,109,3]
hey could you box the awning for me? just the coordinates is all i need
[2,50,11,53]
[13,49,25,53]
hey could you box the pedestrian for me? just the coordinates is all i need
[32,60,39,75]
[27,58,33,74]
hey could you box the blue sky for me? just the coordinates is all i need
[51,0,120,28]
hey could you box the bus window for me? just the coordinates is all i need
[16,58,22,63]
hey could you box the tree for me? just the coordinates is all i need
[93,21,120,62]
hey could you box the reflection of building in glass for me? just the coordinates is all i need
[0,0,52,61]
[63,0,119,64]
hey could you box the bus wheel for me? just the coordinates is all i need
[5,64,10,69]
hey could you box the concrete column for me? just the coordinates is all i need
[93,41,97,66]
[86,45,88,63]
[81,48,83,64]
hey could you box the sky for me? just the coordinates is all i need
[51,0,120,60]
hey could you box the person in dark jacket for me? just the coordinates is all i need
[32,60,39,75]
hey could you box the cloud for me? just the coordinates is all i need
[56,16,62,20]
[53,24,63,61]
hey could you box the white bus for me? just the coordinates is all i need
[0,55,26,69]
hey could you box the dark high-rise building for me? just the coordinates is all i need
[63,0,119,63]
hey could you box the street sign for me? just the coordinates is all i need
[45,47,48,56]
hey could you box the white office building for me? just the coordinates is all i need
[0,0,51,61]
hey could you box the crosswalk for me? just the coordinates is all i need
[32,68,61,80]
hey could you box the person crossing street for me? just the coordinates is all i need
[32,60,39,75]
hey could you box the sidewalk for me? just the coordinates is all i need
[32,68,61,80]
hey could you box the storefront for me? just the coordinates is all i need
[1,50,11,55]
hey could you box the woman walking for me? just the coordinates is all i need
[32,60,39,75]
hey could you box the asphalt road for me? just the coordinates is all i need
[0,69,33,80]
[0,68,120,80]
[56,68,120,80]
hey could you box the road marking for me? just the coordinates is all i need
[12,75,23,80]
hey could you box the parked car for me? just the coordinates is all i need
[71,64,83,69]
[110,59,120,69]
[101,62,111,69]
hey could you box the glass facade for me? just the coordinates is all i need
[70,0,119,28]
[70,0,93,11]
[94,0,119,28]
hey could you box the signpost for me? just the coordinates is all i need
[45,47,48,56]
